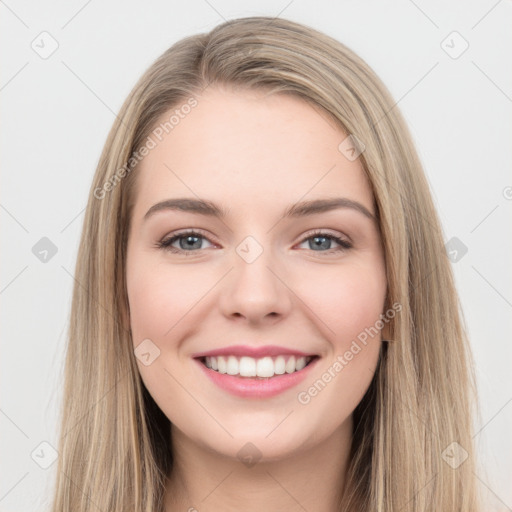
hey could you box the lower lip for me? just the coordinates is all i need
[194,357,320,399]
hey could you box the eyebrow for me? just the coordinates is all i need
[143,197,375,221]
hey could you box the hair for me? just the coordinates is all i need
[50,16,481,512]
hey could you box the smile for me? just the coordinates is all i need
[194,355,320,399]
[202,354,316,379]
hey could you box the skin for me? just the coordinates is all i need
[125,85,388,512]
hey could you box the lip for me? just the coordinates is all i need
[193,355,320,399]
[191,344,317,359]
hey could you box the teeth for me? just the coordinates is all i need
[204,355,313,378]
[240,356,256,377]
[295,356,307,371]
[227,356,238,376]
[274,355,286,375]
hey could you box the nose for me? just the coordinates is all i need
[218,243,293,326]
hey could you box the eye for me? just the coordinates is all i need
[156,230,215,254]
[296,230,352,254]
[156,229,352,255]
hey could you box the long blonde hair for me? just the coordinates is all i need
[50,16,480,511]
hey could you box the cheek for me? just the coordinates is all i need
[127,251,387,354]
[293,264,385,425]
[126,254,206,409]
[297,260,387,346]
[126,247,387,443]
[126,255,209,342]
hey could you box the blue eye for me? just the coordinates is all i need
[157,231,213,253]
[297,231,352,253]
[156,230,352,255]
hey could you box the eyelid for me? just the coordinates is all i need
[295,229,352,253]
[157,227,352,255]
[157,228,219,251]
[299,228,351,244]
[162,228,218,243]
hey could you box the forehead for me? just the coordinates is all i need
[132,86,373,218]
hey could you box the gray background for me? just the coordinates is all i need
[1,0,511,510]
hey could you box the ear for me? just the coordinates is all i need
[379,305,392,342]
[380,293,396,342]
[380,321,391,342]
[119,295,131,334]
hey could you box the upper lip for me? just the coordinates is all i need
[192,345,318,359]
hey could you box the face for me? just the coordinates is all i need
[126,86,387,462]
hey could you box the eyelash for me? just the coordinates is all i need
[156,229,352,255]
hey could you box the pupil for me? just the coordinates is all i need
[181,235,201,250]
[179,235,332,251]
[312,236,330,250]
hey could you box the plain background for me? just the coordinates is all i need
[1,1,511,510]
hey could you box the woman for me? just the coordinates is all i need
[50,16,480,511]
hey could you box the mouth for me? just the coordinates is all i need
[196,354,320,379]
[193,353,321,399]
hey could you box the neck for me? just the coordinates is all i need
[164,418,352,512]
